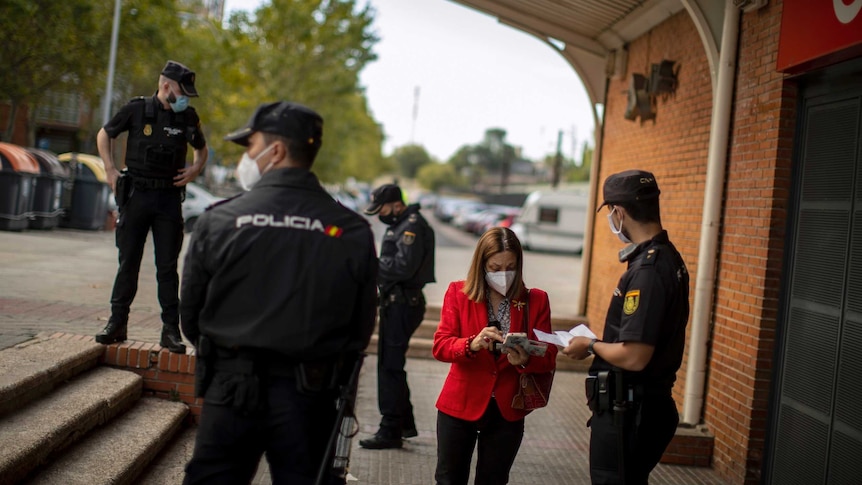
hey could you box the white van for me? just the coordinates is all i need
[510,189,588,254]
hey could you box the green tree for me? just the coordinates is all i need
[1,0,109,141]
[564,141,593,182]
[390,144,432,179]
[416,162,465,192]
[215,0,384,182]
[2,0,387,183]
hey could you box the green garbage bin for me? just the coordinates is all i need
[58,152,110,231]
[0,142,39,231]
[26,148,70,230]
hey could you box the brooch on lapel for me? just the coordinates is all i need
[513,300,525,310]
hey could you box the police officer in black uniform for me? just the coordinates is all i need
[359,184,435,449]
[95,60,208,353]
[180,101,378,485]
[563,170,689,485]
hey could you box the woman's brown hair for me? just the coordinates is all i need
[463,227,525,303]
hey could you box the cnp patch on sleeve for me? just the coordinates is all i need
[623,289,640,315]
[402,231,416,245]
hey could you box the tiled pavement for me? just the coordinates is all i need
[0,296,729,485]
[0,227,729,484]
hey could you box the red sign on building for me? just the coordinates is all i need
[777,0,862,73]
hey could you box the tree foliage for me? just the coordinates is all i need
[1,0,387,183]
[389,143,432,179]
[416,162,465,192]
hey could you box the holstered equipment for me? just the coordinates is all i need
[115,170,132,211]
[194,335,215,398]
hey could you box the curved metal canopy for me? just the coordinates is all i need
[448,0,726,121]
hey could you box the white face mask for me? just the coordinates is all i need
[236,143,275,191]
[607,207,632,244]
[486,270,516,296]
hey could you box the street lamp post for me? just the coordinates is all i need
[102,0,122,125]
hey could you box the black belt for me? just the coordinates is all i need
[131,177,177,190]
[213,348,298,377]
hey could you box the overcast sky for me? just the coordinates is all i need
[223,0,595,162]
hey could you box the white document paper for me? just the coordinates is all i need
[534,324,598,347]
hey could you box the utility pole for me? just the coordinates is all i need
[410,86,420,144]
[102,0,122,125]
[552,129,563,188]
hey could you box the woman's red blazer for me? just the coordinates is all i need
[432,280,557,422]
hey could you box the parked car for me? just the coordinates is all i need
[182,183,225,232]
[509,190,588,254]
[475,206,521,235]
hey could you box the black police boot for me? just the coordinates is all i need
[95,318,127,344]
[160,324,187,354]
[402,417,418,439]
[359,428,403,450]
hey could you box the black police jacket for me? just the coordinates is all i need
[104,95,206,179]
[180,168,378,361]
[378,204,435,293]
[589,230,690,391]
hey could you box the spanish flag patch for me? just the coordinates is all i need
[325,225,343,238]
[623,289,640,315]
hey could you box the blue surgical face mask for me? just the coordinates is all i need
[168,89,189,112]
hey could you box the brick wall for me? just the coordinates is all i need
[586,3,798,484]
[101,340,203,423]
[0,103,31,145]
[707,2,795,484]
[585,9,711,411]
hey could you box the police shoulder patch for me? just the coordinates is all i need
[402,231,416,245]
[623,289,640,315]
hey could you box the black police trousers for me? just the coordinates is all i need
[377,298,424,434]
[589,393,679,485]
[110,187,183,325]
[184,372,343,485]
[435,400,525,485]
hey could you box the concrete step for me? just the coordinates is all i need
[138,426,197,485]
[28,397,188,485]
[0,366,143,483]
[0,335,103,417]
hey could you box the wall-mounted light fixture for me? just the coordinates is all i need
[649,60,679,98]
[624,73,656,124]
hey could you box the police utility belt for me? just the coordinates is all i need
[381,285,424,307]
[585,370,666,413]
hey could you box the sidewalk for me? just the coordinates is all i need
[0,228,729,484]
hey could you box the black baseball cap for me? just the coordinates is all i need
[597,169,661,212]
[224,101,324,148]
[364,184,403,215]
[161,60,198,97]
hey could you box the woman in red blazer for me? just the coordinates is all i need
[432,227,557,485]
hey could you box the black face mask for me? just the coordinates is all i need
[378,213,399,225]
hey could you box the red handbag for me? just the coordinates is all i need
[510,291,555,411]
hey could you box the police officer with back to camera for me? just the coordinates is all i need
[179,101,378,485]
[563,170,690,485]
[94,60,208,353]
[359,184,435,449]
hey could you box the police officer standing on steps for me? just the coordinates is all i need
[180,101,378,485]
[563,170,689,485]
[359,184,435,450]
[95,60,207,353]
